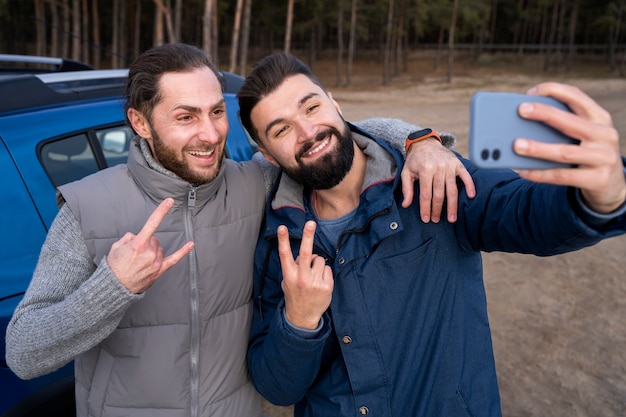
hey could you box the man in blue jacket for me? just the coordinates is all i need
[237,53,626,417]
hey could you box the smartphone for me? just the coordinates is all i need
[469,91,578,169]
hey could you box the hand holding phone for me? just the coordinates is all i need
[469,91,579,170]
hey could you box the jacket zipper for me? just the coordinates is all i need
[185,186,200,417]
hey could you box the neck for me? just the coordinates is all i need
[313,142,365,220]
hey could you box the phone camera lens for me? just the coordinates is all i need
[480,149,489,161]
[492,149,501,161]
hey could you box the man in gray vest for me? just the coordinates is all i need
[5,43,472,417]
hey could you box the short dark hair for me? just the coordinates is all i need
[237,53,324,143]
[125,43,223,124]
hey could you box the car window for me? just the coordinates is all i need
[40,124,134,187]
[40,133,99,187]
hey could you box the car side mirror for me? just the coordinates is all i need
[102,130,127,154]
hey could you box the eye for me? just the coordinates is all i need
[306,103,319,114]
[273,125,289,139]
[177,114,193,122]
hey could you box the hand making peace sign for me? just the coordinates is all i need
[278,221,334,330]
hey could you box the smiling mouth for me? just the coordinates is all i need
[305,136,331,157]
[188,149,215,157]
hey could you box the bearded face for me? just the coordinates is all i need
[151,124,226,185]
[281,122,354,190]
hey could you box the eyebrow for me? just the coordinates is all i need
[175,97,226,114]
[263,92,319,138]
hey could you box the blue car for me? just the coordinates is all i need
[0,68,255,416]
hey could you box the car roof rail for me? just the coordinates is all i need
[0,54,94,73]
[0,69,128,113]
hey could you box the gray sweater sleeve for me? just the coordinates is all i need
[354,117,457,153]
[5,204,141,380]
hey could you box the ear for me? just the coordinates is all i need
[327,92,343,116]
[258,145,280,167]
[127,108,152,139]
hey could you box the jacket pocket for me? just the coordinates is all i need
[87,348,115,417]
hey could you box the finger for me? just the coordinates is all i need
[513,137,613,167]
[430,173,446,223]
[527,82,612,126]
[160,241,195,273]
[297,221,317,271]
[444,172,459,223]
[136,198,175,242]
[400,169,416,208]
[418,175,433,223]
[457,166,476,199]
[277,225,296,277]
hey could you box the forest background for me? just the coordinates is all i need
[0,0,625,82]
[1,1,626,417]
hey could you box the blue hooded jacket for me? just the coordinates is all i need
[248,123,626,417]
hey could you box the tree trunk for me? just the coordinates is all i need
[489,0,498,44]
[610,1,624,72]
[81,0,89,64]
[111,0,120,67]
[337,0,344,87]
[203,0,214,58]
[619,46,626,78]
[153,1,164,47]
[346,0,357,87]
[211,1,219,65]
[382,0,394,85]
[50,0,59,57]
[35,0,46,56]
[543,0,560,72]
[153,0,176,43]
[566,2,578,72]
[174,0,182,41]
[229,0,244,73]
[238,0,252,76]
[131,0,142,65]
[91,0,101,68]
[434,24,444,70]
[447,0,459,83]
[119,0,128,65]
[71,0,80,60]
[284,0,294,54]
[61,0,71,58]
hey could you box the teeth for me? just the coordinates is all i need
[307,137,329,156]
[189,149,214,156]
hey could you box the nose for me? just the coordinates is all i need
[295,118,317,143]
[197,117,222,144]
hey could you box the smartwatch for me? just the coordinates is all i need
[405,128,442,153]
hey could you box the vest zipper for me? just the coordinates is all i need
[185,186,200,417]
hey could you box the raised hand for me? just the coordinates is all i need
[514,82,626,214]
[107,198,195,293]
[277,221,333,330]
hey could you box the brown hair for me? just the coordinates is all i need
[125,43,223,124]
[237,53,324,143]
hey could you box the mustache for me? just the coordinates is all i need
[297,128,337,159]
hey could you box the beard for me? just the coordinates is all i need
[281,122,354,190]
[150,127,224,185]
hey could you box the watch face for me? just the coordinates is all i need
[408,128,433,140]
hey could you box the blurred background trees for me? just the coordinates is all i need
[0,0,624,82]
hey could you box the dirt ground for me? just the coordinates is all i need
[262,53,626,417]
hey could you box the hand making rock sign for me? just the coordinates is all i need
[107,197,195,294]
